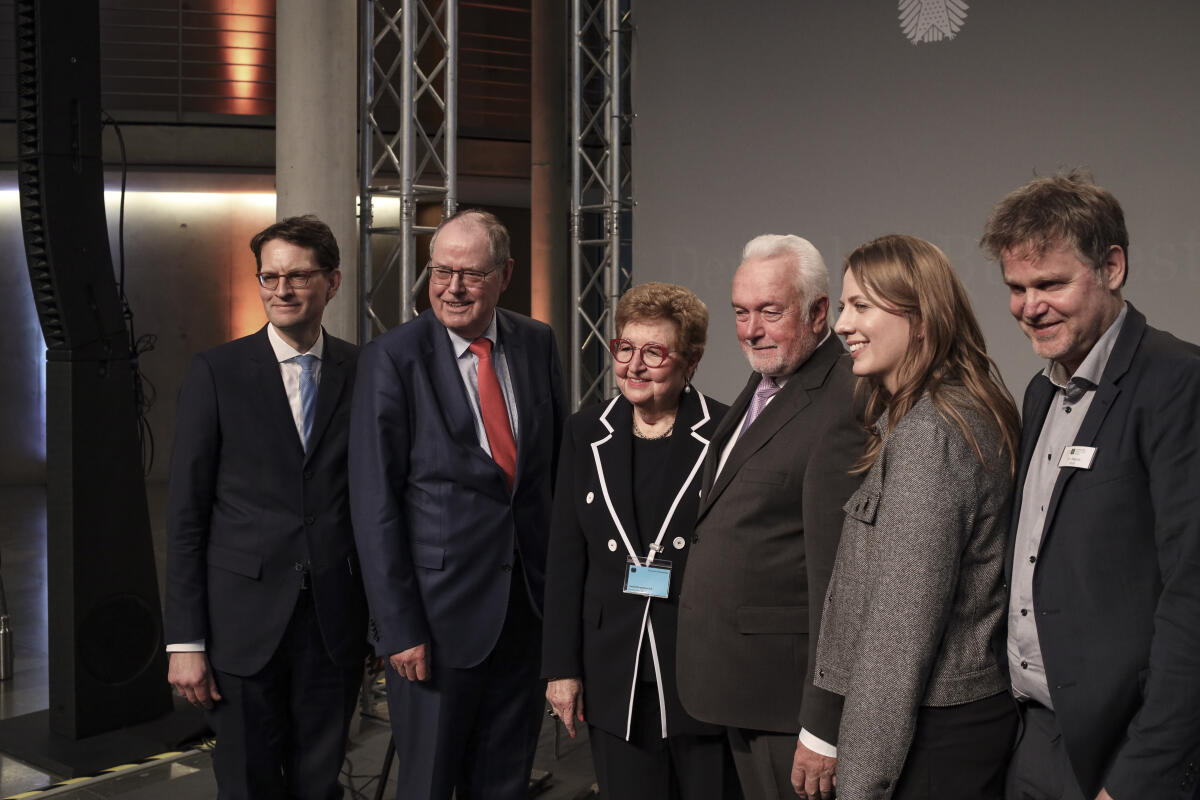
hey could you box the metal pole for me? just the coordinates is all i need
[358,2,375,343]
[399,0,416,324]
[569,0,583,410]
[604,0,621,400]
[444,0,458,220]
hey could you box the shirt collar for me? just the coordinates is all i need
[1042,302,1128,391]
[267,323,325,363]
[445,313,499,358]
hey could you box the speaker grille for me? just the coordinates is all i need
[15,0,67,351]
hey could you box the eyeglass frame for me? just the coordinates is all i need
[608,338,681,368]
[256,268,332,289]
[427,261,507,287]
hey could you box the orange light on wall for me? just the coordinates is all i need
[216,4,274,116]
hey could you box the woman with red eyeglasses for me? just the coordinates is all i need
[541,282,739,799]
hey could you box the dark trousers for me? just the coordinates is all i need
[1005,702,1087,800]
[208,589,363,800]
[892,691,1018,800]
[589,681,741,800]
[385,568,544,800]
[726,727,800,800]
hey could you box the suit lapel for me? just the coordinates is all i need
[249,327,304,457]
[699,335,841,520]
[1036,305,1145,555]
[421,313,508,492]
[590,396,641,559]
[652,390,712,549]
[304,331,347,462]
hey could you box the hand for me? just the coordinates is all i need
[168,651,222,709]
[388,643,430,682]
[546,678,585,738]
[791,740,836,799]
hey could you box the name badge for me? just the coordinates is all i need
[623,557,672,599]
[1059,445,1097,469]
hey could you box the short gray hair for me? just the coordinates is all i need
[740,234,830,321]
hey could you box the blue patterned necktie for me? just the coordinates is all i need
[738,375,780,439]
[296,354,318,447]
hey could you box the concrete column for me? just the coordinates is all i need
[275,0,359,342]
[531,0,570,357]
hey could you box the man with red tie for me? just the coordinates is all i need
[349,209,565,799]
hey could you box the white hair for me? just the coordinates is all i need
[740,234,829,321]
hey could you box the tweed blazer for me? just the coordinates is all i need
[814,393,1011,800]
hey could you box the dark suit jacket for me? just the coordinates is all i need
[1008,304,1200,799]
[676,334,865,739]
[542,388,728,740]
[348,308,565,668]
[165,326,367,677]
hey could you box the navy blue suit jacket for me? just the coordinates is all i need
[349,308,565,668]
[165,326,367,677]
[1007,304,1200,799]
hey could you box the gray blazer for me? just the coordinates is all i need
[814,393,1011,800]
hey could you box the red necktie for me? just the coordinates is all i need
[468,337,517,489]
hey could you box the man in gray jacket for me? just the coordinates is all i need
[676,234,864,800]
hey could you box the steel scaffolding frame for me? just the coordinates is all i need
[358,0,458,341]
[570,0,633,409]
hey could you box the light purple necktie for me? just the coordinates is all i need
[738,375,780,438]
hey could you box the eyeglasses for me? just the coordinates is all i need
[428,263,503,288]
[257,269,330,289]
[609,338,677,368]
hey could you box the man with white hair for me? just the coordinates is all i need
[677,235,864,800]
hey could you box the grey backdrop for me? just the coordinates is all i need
[631,0,1200,403]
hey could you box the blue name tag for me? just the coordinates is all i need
[623,558,671,599]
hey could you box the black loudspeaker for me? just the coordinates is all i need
[14,0,172,739]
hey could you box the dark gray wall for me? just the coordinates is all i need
[632,0,1200,402]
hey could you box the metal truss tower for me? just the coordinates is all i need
[359,0,458,341]
[570,0,633,409]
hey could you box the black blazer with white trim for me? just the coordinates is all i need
[542,387,728,740]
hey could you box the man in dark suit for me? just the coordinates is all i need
[982,170,1200,800]
[349,209,565,799]
[676,234,864,800]
[166,215,366,799]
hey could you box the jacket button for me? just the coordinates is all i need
[586,491,595,504]
[303,469,313,479]
[608,539,618,552]
[502,564,513,573]
[304,515,314,525]
[294,562,305,572]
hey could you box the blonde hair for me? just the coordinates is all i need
[844,234,1019,475]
